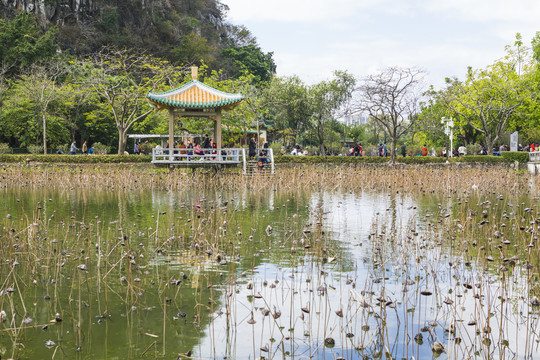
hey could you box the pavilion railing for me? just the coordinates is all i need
[151,147,275,174]
[529,151,540,163]
[152,147,245,164]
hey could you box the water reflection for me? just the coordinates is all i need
[0,187,538,359]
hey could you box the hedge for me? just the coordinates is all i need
[0,154,152,163]
[500,151,530,163]
[0,153,531,165]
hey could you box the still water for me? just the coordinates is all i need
[0,187,538,359]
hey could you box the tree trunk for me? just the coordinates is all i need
[390,138,397,164]
[117,129,127,155]
[42,112,47,155]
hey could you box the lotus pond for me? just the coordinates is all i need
[0,164,539,360]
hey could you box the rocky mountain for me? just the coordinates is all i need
[0,0,236,65]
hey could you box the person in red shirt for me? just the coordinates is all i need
[421,144,428,156]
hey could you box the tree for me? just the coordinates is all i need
[354,67,426,163]
[222,44,276,83]
[0,13,57,78]
[87,48,180,154]
[262,76,310,148]
[0,61,68,152]
[307,71,355,154]
[440,61,525,153]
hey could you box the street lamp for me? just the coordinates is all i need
[441,117,454,158]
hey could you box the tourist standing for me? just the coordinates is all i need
[421,144,428,156]
[401,143,407,157]
[82,141,88,155]
[249,137,257,158]
[70,141,78,155]
[383,143,388,157]
[134,141,139,155]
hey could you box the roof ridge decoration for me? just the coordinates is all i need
[147,78,244,111]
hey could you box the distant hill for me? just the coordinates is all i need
[0,0,274,79]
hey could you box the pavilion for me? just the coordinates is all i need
[146,66,244,151]
[145,66,269,170]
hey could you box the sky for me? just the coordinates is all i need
[221,0,540,89]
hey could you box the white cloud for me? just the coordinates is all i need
[224,0,380,23]
[221,0,540,89]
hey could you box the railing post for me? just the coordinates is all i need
[242,148,247,174]
[269,148,275,174]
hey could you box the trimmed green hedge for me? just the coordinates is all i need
[274,155,389,164]
[501,151,530,163]
[0,153,530,165]
[0,154,152,163]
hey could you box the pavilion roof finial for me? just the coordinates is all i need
[191,66,198,81]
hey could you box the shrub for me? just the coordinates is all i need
[0,143,10,154]
[140,142,158,154]
[466,143,481,156]
[27,144,42,154]
[269,142,282,155]
[92,142,111,154]
[501,151,529,163]
[57,144,69,154]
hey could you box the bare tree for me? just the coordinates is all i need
[354,67,426,163]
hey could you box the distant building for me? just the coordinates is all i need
[343,113,369,126]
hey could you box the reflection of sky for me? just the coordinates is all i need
[1,187,538,359]
[196,190,539,360]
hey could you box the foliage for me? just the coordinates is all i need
[307,71,356,154]
[0,143,11,154]
[0,13,57,77]
[222,45,276,84]
[466,143,482,155]
[501,151,530,163]
[141,142,158,154]
[0,154,152,163]
[86,48,184,154]
[27,144,43,154]
[91,142,111,154]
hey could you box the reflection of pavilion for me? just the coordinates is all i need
[146,67,254,168]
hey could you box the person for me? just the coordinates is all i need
[258,143,269,168]
[530,143,535,152]
[82,141,88,155]
[458,145,467,156]
[280,147,286,156]
[480,144,487,155]
[88,146,94,155]
[441,146,447,157]
[431,147,437,156]
[383,143,388,157]
[401,143,407,157]
[378,144,383,157]
[291,146,298,156]
[134,141,139,155]
[421,144,428,156]
[70,141,78,155]
[203,134,211,149]
[248,137,257,158]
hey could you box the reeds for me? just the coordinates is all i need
[0,164,538,359]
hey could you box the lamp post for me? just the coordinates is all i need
[441,117,454,158]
